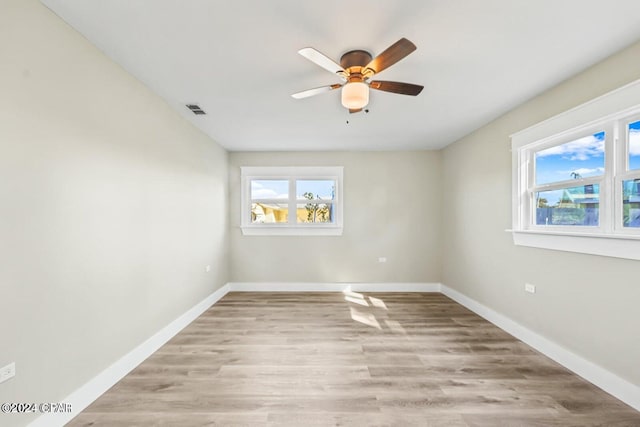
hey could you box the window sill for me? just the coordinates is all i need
[509,229,640,260]
[241,226,343,236]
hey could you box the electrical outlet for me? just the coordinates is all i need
[378,257,387,263]
[525,283,536,294]
[0,362,15,384]
[205,265,211,273]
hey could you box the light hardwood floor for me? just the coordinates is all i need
[69,292,640,426]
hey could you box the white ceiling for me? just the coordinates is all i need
[41,0,640,151]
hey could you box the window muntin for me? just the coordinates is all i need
[241,167,343,235]
[534,131,605,186]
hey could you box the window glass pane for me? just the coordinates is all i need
[629,120,640,171]
[296,203,333,223]
[623,179,640,228]
[251,202,288,223]
[296,180,335,200]
[250,180,288,200]
[535,184,599,226]
[535,131,605,185]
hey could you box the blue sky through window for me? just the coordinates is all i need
[535,131,605,186]
[296,180,335,199]
[251,180,288,199]
[629,121,640,170]
[250,179,335,200]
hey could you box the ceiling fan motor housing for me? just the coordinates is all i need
[340,50,373,70]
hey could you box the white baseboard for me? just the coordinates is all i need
[440,284,640,412]
[31,281,639,427]
[228,282,442,292]
[29,284,231,427]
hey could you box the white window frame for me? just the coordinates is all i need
[240,166,343,236]
[510,78,640,261]
[524,123,613,234]
[616,114,640,234]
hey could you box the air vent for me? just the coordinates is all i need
[186,104,206,115]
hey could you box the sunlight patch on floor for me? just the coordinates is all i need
[349,306,381,329]
[368,296,387,309]
[384,319,406,334]
[342,290,365,299]
[345,295,369,306]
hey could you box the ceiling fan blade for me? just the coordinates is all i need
[365,38,417,75]
[349,108,362,114]
[369,80,423,96]
[291,84,342,99]
[298,47,345,75]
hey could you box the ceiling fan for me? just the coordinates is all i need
[291,38,423,113]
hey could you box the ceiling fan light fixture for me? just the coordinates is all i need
[341,81,369,109]
[292,39,422,110]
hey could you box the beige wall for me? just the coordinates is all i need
[0,1,229,425]
[442,40,640,386]
[3,1,640,424]
[229,151,442,283]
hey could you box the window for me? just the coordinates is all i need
[621,118,640,229]
[241,166,343,235]
[517,121,629,236]
[511,78,640,260]
[533,130,606,227]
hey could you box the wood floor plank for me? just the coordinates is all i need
[67,292,640,426]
